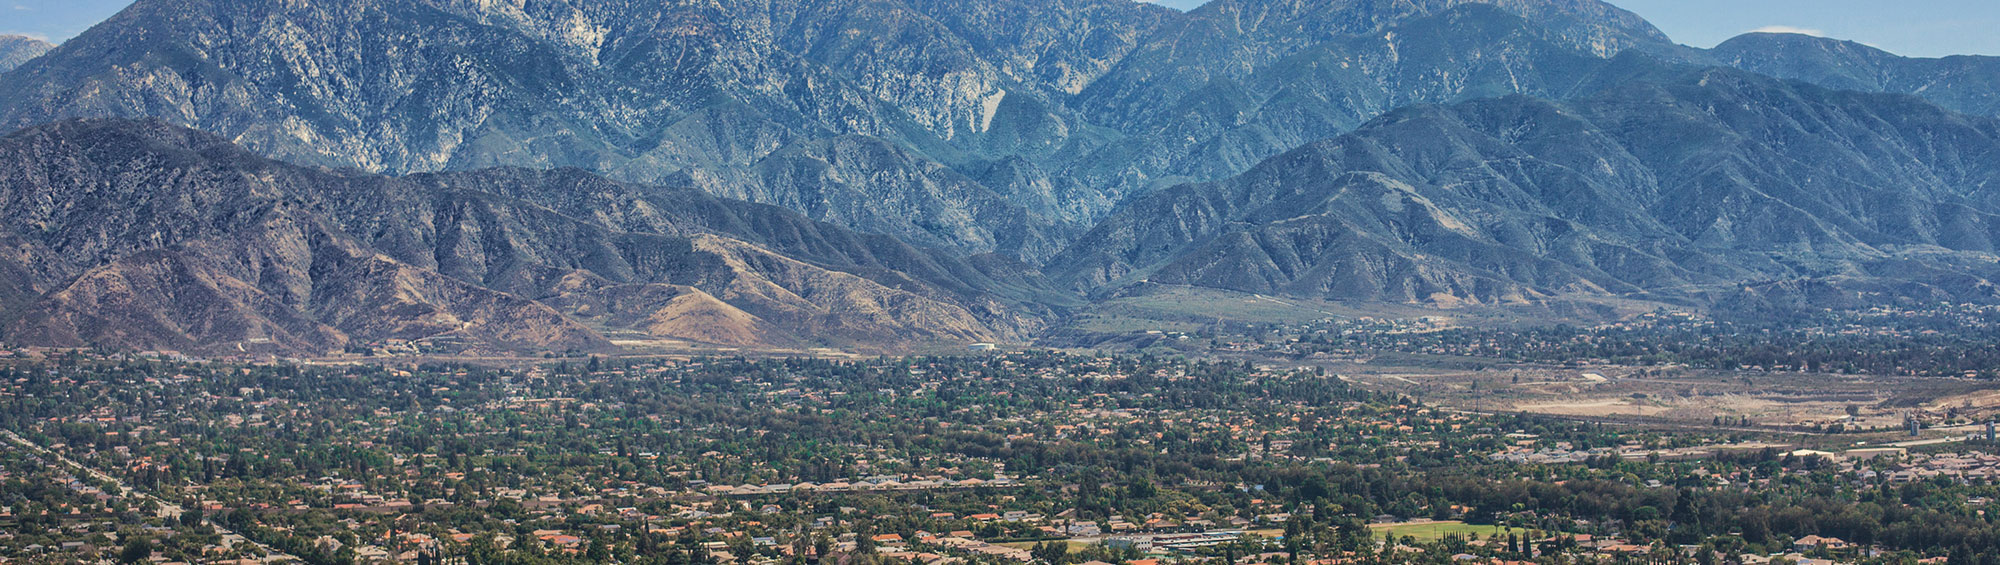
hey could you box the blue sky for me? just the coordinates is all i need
[6,0,1999,58]
[4,0,133,43]
[1607,0,2000,58]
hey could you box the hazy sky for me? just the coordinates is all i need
[4,0,133,43]
[7,0,1999,58]
[1607,0,2000,58]
[1139,0,2000,58]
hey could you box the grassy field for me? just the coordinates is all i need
[1369,521,1511,542]
[996,540,1094,551]
[1059,284,1367,332]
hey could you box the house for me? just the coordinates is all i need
[1794,535,1851,551]
[544,535,583,547]
[1106,537,1150,551]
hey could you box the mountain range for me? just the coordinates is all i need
[4,0,2000,353]
[1053,64,2000,307]
[1701,33,2000,121]
[0,119,1063,355]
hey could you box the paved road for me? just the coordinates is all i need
[2,429,300,562]
[1885,435,1972,448]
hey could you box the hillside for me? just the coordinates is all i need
[0,35,52,73]
[1052,66,2000,308]
[0,0,1673,262]
[4,0,2000,352]
[0,119,1064,355]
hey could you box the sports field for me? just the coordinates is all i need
[1369,521,1511,542]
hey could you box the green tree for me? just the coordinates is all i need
[1031,541,1069,564]
[119,538,154,564]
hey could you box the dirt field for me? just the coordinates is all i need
[1305,358,2000,435]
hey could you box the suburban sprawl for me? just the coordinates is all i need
[3,341,2000,565]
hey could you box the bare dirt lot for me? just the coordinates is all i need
[1291,357,2000,436]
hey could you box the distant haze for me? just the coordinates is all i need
[1135,0,2000,58]
[1610,0,2000,58]
[4,0,135,42]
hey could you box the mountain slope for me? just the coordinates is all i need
[1708,32,2000,120]
[1072,0,1664,128]
[1063,4,1646,202]
[0,119,1064,355]
[15,0,2000,332]
[0,0,1676,260]
[0,0,1076,260]
[0,35,52,73]
[1051,67,2000,307]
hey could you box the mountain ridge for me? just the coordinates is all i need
[0,0,1676,262]
[1705,32,2000,120]
[0,35,52,73]
[1051,66,2000,308]
[0,118,1065,355]
[6,0,2000,354]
